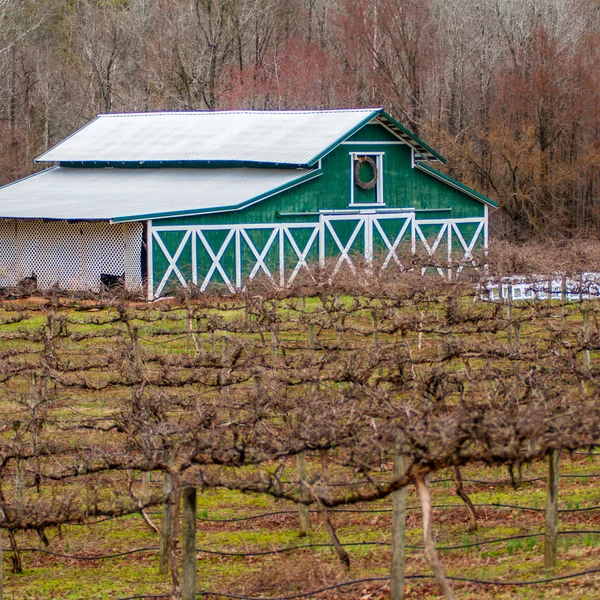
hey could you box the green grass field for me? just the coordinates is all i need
[1,294,600,599]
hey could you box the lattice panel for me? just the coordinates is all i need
[0,220,143,291]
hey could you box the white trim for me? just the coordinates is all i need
[152,222,316,232]
[414,222,448,277]
[153,229,192,296]
[146,220,153,301]
[319,208,415,214]
[447,222,452,279]
[284,226,319,284]
[372,216,411,270]
[242,228,278,282]
[371,118,412,147]
[324,217,366,275]
[349,152,385,206]
[415,217,485,225]
[196,228,236,292]
[365,215,373,264]
[279,227,285,287]
[149,214,489,297]
[484,205,489,249]
[319,217,325,266]
[191,230,197,285]
[235,229,241,288]
[340,141,404,146]
[452,221,485,273]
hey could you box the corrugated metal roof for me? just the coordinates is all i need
[36,109,381,166]
[0,166,320,222]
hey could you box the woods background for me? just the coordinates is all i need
[0,0,599,242]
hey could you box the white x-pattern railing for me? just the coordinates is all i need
[148,213,487,298]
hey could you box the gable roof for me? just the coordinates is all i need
[0,166,320,222]
[35,108,444,167]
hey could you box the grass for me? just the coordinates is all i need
[6,456,600,599]
[2,297,600,599]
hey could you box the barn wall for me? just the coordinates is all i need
[0,220,143,291]
[148,123,489,297]
[160,149,484,230]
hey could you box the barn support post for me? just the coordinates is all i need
[146,220,154,301]
[181,486,197,600]
[390,449,407,600]
[544,450,560,567]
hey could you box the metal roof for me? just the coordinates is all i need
[35,108,445,166]
[36,109,380,166]
[0,166,320,222]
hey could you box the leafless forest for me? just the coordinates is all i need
[0,0,599,240]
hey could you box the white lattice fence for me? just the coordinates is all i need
[0,220,143,291]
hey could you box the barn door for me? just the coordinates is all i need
[320,212,414,273]
[320,214,367,275]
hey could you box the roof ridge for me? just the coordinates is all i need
[98,108,382,118]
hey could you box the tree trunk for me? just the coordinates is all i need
[415,474,454,600]
[8,531,22,575]
[453,465,477,531]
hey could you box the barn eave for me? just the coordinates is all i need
[110,168,323,223]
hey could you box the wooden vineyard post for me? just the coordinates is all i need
[181,486,197,600]
[141,472,150,497]
[0,528,3,600]
[271,330,277,367]
[372,311,382,377]
[506,299,521,352]
[390,450,407,600]
[159,472,174,575]
[583,309,591,371]
[506,299,513,347]
[307,322,315,351]
[297,452,310,537]
[297,323,315,537]
[544,450,560,568]
[514,320,521,353]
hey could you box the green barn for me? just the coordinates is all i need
[0,108,496,299]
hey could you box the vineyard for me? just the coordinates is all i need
[2,261,600,599]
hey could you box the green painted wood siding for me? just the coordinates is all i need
[154,123,483,229]
[149,122,488,296]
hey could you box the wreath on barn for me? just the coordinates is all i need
[354,155,378,190]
